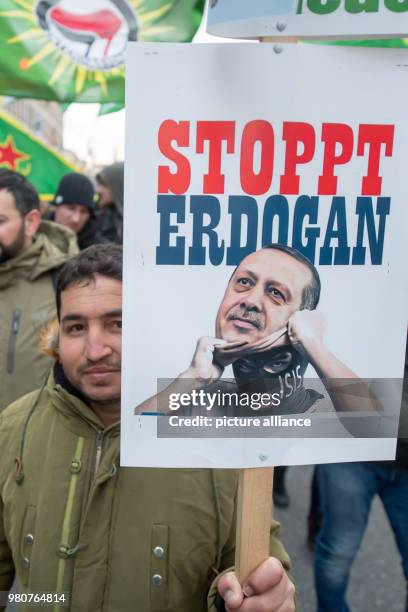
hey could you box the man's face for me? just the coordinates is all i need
[0,189,28,263]
[59,274,122,408]
[54,204,90,234]
[215,249,313,343]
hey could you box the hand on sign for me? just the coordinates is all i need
[218,558,295,611]
[181,337,239,385]
[287,310,326,352]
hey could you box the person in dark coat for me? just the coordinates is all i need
[95,161,124,244]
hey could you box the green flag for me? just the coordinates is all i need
[0,107,79,199]
[99,101,124,115]
[0,0,204,103]
[316,38,408,49]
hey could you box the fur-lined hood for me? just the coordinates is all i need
[39,317,59,360]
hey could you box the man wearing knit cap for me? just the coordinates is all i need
[95,161,124,244]
[48,173,99,250]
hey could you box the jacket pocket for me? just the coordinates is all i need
[19,505,37,588]
[6,308,21,373]
[150,524,169,611]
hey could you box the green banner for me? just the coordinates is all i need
[99,101,124,115]
[308,37,408,52]
[0,0,204,103]
[327,38,408,48]
[0,108,79,198]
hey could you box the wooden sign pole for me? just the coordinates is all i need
[234,36,295,587]
[260,36,299,43]
[235,467,274,583]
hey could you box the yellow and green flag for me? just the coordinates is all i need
[0,108,79,199]
[0,0,204,103]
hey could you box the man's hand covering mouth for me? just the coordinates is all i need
[213,327,288,367]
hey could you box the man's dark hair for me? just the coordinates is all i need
[0,169,39,215]
[56,244,122,319]
[263,244,321,310]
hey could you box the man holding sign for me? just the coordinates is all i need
[0,245,295,612]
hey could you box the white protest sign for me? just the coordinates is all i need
[206,0,408,39]
[121,43,407,469]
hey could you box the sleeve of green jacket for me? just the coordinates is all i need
[206,514,292,611]
[0,495,15,611]
[0,412,16,610]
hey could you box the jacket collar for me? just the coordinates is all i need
[50,363,120,434]
[0,221,78,288]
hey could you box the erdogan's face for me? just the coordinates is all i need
[216,249,312,343]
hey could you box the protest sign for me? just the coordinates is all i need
[206,0,408,40]
[121,42,407,469]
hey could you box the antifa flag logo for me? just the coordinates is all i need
[35,0,138,71]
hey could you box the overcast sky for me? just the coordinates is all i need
[63,104,125,167]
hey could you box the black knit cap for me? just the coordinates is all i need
[54,173,95,212]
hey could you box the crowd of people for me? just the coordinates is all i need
[0,167,406,611]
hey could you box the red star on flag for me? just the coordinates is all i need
[0,136,28,171]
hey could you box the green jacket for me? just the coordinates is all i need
[0,221,78,411]
[0,371,291,612]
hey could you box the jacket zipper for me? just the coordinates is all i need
[6,308,21,373]
[79,425,118,513]
[93,422,119,478]
[94,429,104,477]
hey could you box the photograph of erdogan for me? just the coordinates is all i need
[136,244,376,417]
